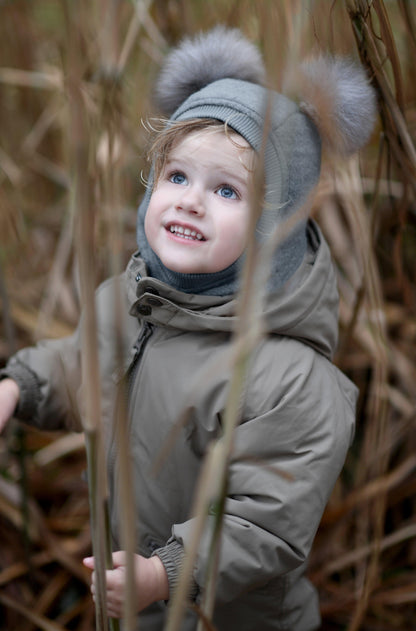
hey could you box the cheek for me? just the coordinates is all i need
[220,211,249,254]
[143,198,159,243]
[232,230,249,259]
[143,185,171,236]
[143,211,152,243]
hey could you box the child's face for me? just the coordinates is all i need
[144,129,253,275]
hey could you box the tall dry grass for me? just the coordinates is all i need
[0,1,415,630]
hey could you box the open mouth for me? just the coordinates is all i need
[167,224,206,241]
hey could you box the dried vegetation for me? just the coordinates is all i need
[0,1,415,630]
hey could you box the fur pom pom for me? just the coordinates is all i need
[154,26,266,116]
[299,56,377,156]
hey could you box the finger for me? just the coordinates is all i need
[107,595,124,619]
[111,550,127,568]
[105,567,126,593]
[108,608,122,620]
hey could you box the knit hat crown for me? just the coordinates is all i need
[137,26,377,293]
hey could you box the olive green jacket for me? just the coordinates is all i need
[3,222,356,630]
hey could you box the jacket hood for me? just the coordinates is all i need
[128,221,338,360]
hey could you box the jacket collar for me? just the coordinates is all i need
[125,221,339,359]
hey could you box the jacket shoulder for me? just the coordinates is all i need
[243,335,356,451]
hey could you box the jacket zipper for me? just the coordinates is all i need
[107,320,154,502]
[126,320,154,406]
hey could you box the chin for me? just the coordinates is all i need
[166,264,204,274]
[161,259,208,274]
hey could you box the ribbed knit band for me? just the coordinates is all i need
[143,249,242,296]
[153,540,199,602]
[137,77,321,294]
[0,361,42,423]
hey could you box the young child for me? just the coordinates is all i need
[0,27,376,630]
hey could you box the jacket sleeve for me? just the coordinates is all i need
[0,326,84,432]
[0,274,132,433]
[156,340,357,603]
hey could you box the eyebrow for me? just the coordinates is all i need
[165,157,250,189]
[219,169,249,189]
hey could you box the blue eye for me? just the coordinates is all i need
[170,172,187,185]
[217,185,238,199]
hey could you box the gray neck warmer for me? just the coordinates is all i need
[137,226,241,296]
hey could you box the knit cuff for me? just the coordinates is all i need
[152,540,199,602]
[0,361,42,423]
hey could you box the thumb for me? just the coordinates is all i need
[83,556,95,569]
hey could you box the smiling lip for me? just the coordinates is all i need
[166,223,206,242]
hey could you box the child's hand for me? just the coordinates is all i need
[83,551,169,619]
[0,378,20,434]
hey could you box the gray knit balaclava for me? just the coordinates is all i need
[137,27,377,295]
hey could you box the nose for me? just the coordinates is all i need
[174,184,205,216]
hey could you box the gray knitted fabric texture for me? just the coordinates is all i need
[136,77,321,294]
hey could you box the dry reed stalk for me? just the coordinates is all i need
[55,595,94,628]
[20,100,60,156]
[342,3,416,628]
[0,3,87,628]
[0,593,67,631]
[63,2,110,628]
[33,432,85,467]
[319,453,416,533]
[95,0,136,627]
[4,467,89,580]
[163,36,268,631]
[184,9,318,628]
[8,303,74,340]
[194,95,274,631]
[165,13,325,627]
[347,0,416,189]
[313,520,416,582]
[0,68,63,91]
[35,215,74,339]
[1,258,44,629]
[320,164,389,629]
[28,569,72,627]
[0,145,23,186]
[92,1,168,627]
[0,550,51,586]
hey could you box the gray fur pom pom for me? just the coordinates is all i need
[154,26,266,116]
[299,56,377,156]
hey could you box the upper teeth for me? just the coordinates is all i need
[169,225,204,240]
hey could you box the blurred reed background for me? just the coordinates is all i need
[0,1,415,630]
